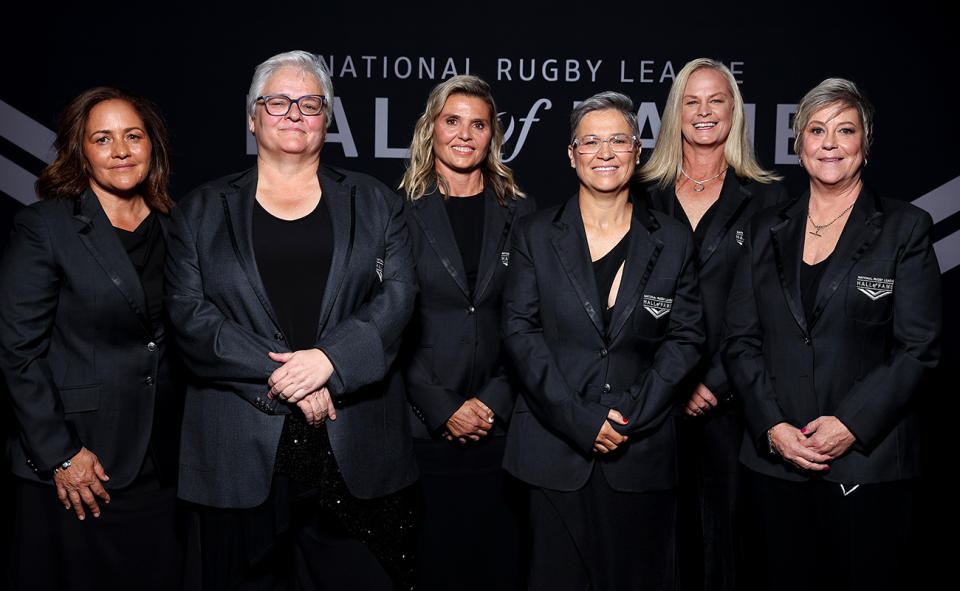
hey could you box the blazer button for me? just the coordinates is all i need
[803,336,811,345]
[601,383,612,393]
[274,332,284,341]
[467,305,476,315]
[147,342,157,352]
[599,348,608,358]
[144,376,154,385]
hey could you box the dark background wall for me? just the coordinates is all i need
[1,2,956,584]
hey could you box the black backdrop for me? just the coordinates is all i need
[1,3,956,586]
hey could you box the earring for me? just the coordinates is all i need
[798,157,804,169]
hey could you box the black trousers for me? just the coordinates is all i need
[9,469,182,590]
[677,407,743,591]
[744,470,918,591]
[527,466,676,591]
[413,436,524,591]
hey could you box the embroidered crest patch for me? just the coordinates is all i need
[735,229,744,246]
[856,275,893,300]
[642,295,673,319]
[501,252,510,267]
[376,257,384,282]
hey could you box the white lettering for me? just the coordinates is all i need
[340,55,356,78]
[543,59,558,82]
[730,61,744,84]
[325,98,358,158]
[502,99,552,162]
[519,59,535,82]
[441,57,458,78]
[498,58,512,81]
[620,60,633,83]
[586,59,602,82]
[775,103,798,165]
[362,55,375,78]
[640,60,653,83]
[374,98,410,159]
[565,59,580,82]
[419,57,434,80]
[659,61,675,83]
[394,56,412,79]
[636,102,661,148]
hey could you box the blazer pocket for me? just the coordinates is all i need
[59,385,101,413]
[845,259,895,324]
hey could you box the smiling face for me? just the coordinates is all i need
[800,104,864,187]
[568,109,639,198]
[431,93,493,179]
[248,66,327,158]
[680,67,733,149]
[82,99,152,200]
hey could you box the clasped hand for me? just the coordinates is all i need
[593,409,629,454]
[268,349,337,426]
[444,398,494,443]
[768,416,856,471]
[53,446,110,521]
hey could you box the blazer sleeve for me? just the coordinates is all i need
[722,222,789,451]
[0,207,83,471]
[403,347,465,432]
[316,189,418,397]
[834,211,941,450]
[610,230,705,436]
[164,203,288,413]
[501,219,610,454]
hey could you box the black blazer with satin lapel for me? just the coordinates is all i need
[501,195,705,492]
[167,165,418,508]
[723,188,941,483]
[0,191,175,487]
[402,188,536,438]
[647,174,787,402]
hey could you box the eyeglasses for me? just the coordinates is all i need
[572,134,638,154]
[257,94,326,117]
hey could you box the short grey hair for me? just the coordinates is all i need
[570,91,640,144]
[793,77,874,157]
[246,50,335,128]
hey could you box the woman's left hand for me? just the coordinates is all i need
[801,416,856,459]
[684,383,718,416]
[267,349,334,403]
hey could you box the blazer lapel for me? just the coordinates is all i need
[697,174,752,266]
[410,191,470,299]
[315,166,357,337]
[474,189,517,303]
[550,196,605,338]
[770,198,808,336]
[607,198,663,342]
[809,188,883,328]
[73,190,152,335]
[219,168,282,331]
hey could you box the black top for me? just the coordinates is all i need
[114,211,165,328]
[253,198,336,489]
[592,232,631,330]
[800,254,832,325]
[444,192,485,293]
[672,195,719,250]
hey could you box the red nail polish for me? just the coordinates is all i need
[823,465,830,470]
[801,428,806,433]
[622,417,629,423]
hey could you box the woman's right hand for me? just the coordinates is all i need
[52,447,110,520]
[297,388,337,426]
[767,422,831,471]
[594,409,629,453]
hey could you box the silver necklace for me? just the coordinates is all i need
[807,202,855,237]
[680,166,727,192]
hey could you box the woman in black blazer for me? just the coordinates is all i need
[166,51,418,589]
[723,78,940,590]
[502,91,704,590]
[0,87,181,589]
[399,75,533,591]
[640,58,787,591]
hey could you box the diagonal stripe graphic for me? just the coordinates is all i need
[0,155,39,205]
[934,229,960,274]
[912,176,960,224]
[0,99,56,163]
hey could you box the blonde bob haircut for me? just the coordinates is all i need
[400,75,524,205]
[639,58,781,188]
[793,77,874,158]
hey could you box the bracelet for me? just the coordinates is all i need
[53,459,72,474]
[766,429,777,455]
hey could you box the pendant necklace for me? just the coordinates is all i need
[680,166,727,192]
[807,201,855,237]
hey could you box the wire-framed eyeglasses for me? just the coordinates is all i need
[572,134,638,154]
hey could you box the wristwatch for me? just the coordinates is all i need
[54,459,72,474]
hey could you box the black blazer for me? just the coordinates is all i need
[402,188,535,438]
[166,165,419,508]
[0,192,177,487]
[723,188,941,483]
[646,173,787,402]
[501,195,705,492]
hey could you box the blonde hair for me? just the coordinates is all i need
[639,58,781,188]
[399,75,524,205]
[793,78,874,157]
